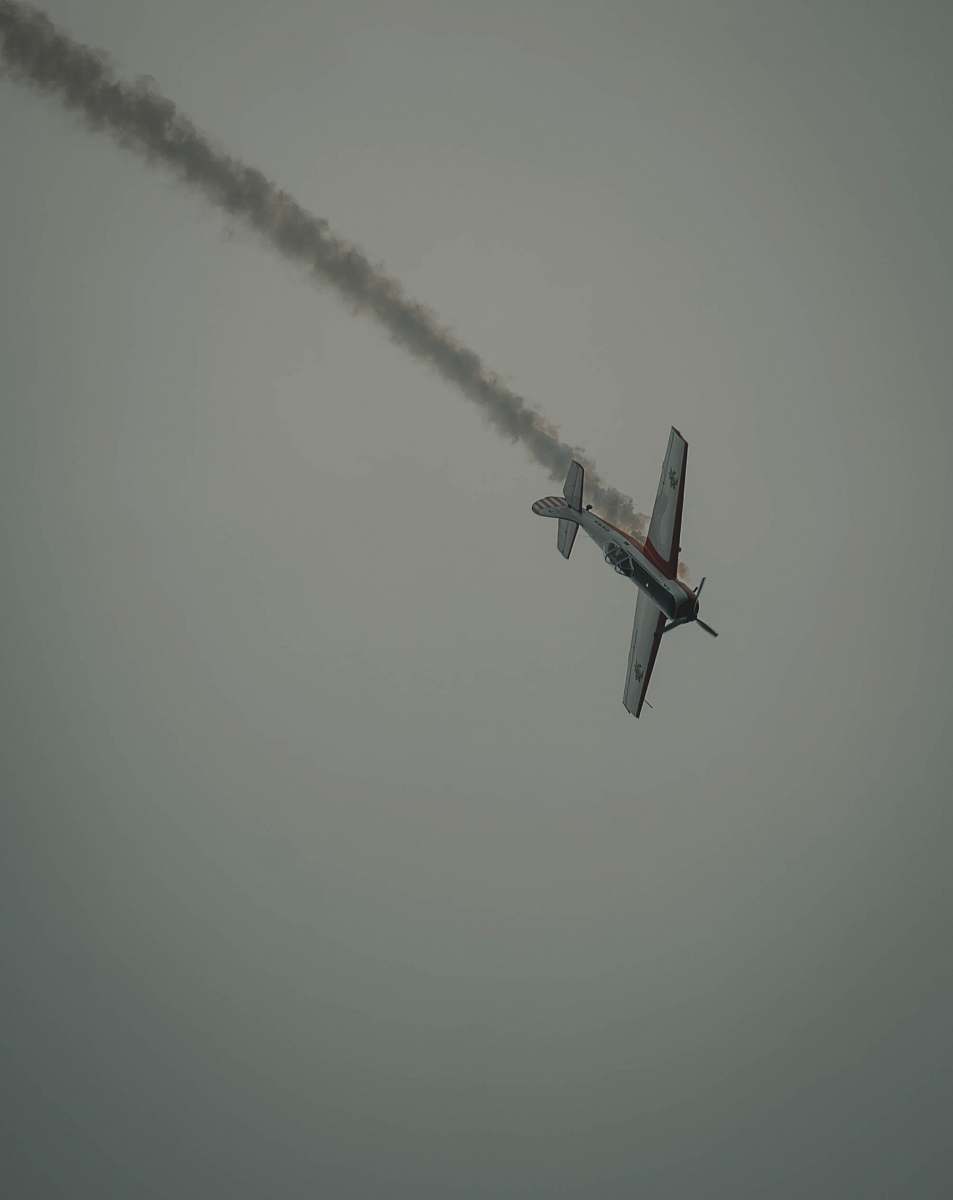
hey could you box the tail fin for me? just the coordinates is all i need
[531,461,585,560]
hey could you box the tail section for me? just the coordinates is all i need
[557,516,578,559]
[563,461,584,512]
[532,461,585,560]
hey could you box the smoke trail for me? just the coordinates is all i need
[0,2,648,532]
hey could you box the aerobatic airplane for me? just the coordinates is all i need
[532,427,716,717]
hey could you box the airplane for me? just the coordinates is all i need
[532,426,716,717]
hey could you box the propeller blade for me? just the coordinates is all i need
[697,619,718,638]
[694,576,706,598]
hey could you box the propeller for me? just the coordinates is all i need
[691,576,717,636]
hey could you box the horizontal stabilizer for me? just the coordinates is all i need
[558,518,578,559]
[563,461,584,511]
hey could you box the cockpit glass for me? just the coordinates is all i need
[605,545,637,577]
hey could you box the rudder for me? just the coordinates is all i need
[532,460,585,560]
[532,495,580,558]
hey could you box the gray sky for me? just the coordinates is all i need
[3,2,952,1195]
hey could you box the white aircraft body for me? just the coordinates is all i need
[532,427,716,717]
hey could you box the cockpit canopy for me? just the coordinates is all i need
[605,543,638,578]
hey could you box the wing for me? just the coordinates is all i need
[623,589,667,718]
[646,427,687,579]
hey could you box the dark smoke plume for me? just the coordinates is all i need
[0,2,650,531]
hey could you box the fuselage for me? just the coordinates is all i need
[575,510,696,622]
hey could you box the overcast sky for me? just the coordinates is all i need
[3,2,952,1195]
